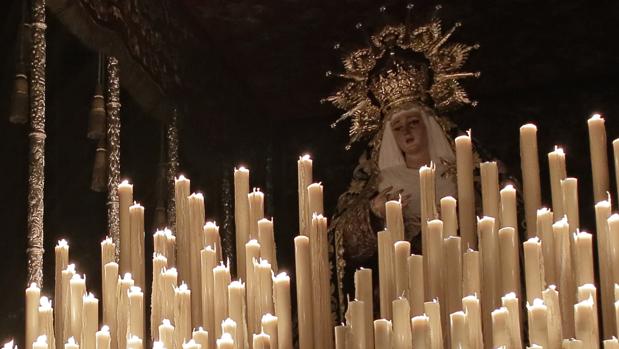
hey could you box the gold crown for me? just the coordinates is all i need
[325,6,480,146]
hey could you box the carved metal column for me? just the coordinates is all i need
[105,56,121,261]
[220,167,234,266]
[26,0,47,287]
[166,109,179,232]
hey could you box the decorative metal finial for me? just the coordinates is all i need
[333,42,341,50]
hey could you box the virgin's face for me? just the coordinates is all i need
[390,109,428,155]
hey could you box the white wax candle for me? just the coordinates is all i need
[216,333,235,349]
[420,164,438,262]
[378,230,395,319]
[309,215,334,349]
[69,274,86,342]
[462,250,481,298]
[374,320,392,349]
[537,208,556,286]
[228,281,247,349]
[234,166,250,281]
[273,273,293,349]
[248,188,265,240]
[118,180,133,275]
[38,297,55,349]
[548,146,567,221]
[407,255,424,316]
[426,220,443,303]
[450,311,468,349]
[347,300,366,349]
[577,284,600,346]
[588,114,610,202]
[394,241,411,298]
[213,263,231,340]
[392,298,412,349]
[95,326,110,349]
[258,218,278,271]
[574,231,595,286]
[221,317,237,340]
[501,293,522,349]
[424,300,443,349]
[596,200,614,339]
[520,123,542,238]
[245,239,261,335]
[411,315,430,349]
[174,283,192,349]
[161,268,178,334]
[163,228,176,266]
[478,216,498,337]
[56,239,70,346]
[182,339,200,349]
[444,236,462,322]
[354,269,374,348]
[455,133,476,249]
[297,155,313,237]
[542,286,563,349]
[561,178,579,233]
[127,287,143,341]
[65,337,79,349]
[187,193,205,328]
[262,313,279,349]
[604,338,619,349]
[129,203,145,290]
[126,336,142,349]
[524,237,545,304]
[462,295,483,349]
[33,336,48,349]
[201,246,217,348]
[2,340,16,349]
[491,307,510,349]
[294,236,314,349]
[158,319,175,349]
[386,199,404,242]
[440,196,458,237]
[61,265,76,344]
[527,298,549,348]
[82,293,99,349]
[307,182,324,217]
[575,296,598,349]
[203,221,222,263]
[334,325,348,349]
[192,327,209,349]
[615,139,619,202]
[255,259,274,326]
[151,254,167,341]
[498,227,521,298]
[553,218,575,338]
[26,282,41,349]
[480,161,500,220]
[253,332,271,349]
[117,273,134,349]
[563,339,584,348]
[175,175,191,298]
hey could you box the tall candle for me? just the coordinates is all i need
[258,218,278,271]
[394,241,411,298]
[253,332,271,349]
[61,265,76,343]
[548,147,567,221]
[221,318,237,340]
[478,216,498,337]
[527,298,549,348]
[27,282,41,349]
[309,214,334,349]
[543,286,563,349]
[577,284,600,344]
[561,178,579,233]
[70,274,86,342]
[297,155,313,237]
[262,314,278,349]
[537,208,556,286]
[274,273,293,349]
[354,269,374,348]
[126,336,142,349]
[501,293,522,349]
[462,295,483,349]
[462,250,481,298]
[95,326,110,349]
[491,307,510,349]
[128,287,144,341]
[161,268,178,334]
[378,230,395,319]
[604,339,619,349]
[100,237,115,287]
[248,189,265,240]
[228,281,247,349]
[234,166,250,281]
[307,182,324,217]
[440,196,458,237]
[424,300,443,349]
[609,215,619,289]
[588,114,610,202]
[553,218,575,338]
[151,254,168,341]
[499,185,518,232]
[481,161,500,220]
[158,320,174,349]
[386,199,405,242]
[347,300,366,349]
[455,133,476,249]
[596,200,614,339]
[520,124,542,238]
[524,237,545,304]
[192,327,209,349]
[450,311,468,349]
[392,298,412,349]
[175,175,191,293]
[374,320,392,349]
[56,239,70,345]
[213,263,232,340]
[38,297,55,349]
[411,315,430,349]
[187,193,205,327]
[82,293,99,349]
[444,236,462,323]
[119,180,134,274]
[201,246,217,348]
[174,283,191,349]
[334,325,348,349]
[203,221,222,263]
[216,333,235,349]
[498,227,521,298]
[129,203,146,289]
[164,229,177,267]
[575,297,598,349]
[407,255,424,316]
[420,164,438,261]
[255,259,274,324]
[117,273,134,349]
[426,220,443,303]
[245,239,261,335]
[294,236,314,349]
[574,231,595,286]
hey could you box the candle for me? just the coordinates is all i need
[411,315,430,349]
[542,286,563,349]
[450,311,467,349]
[498,227,521,298]
[234,166,250,281]
[481,161,500,220]
[440,196,458,237]
[548,147,567,221]
[378,230,395,319]
[615,139,619,201]
[424,300,443,349]
[163,229,177,266]
[307,182,324,217]
[610,215,619,289]
[175,175,191,295]
[213,263,231,340]
[27,282,41,349]
[501,293,523,349]
[553,218,575,338]
[65,337,79,349]
[192,327,209,349]
[462,295,483,349]
[374,320,392,349]
[161,268,178,333]
[174,283,192,349]
[151,254,168,340]
[255,259,274,327]
[158,320,175,349]
[221,318,237,340]
[248,188,265,240]
[2,340,16,349]
[201,246,217,348]
[575,296,598,349]
[394,241,411,299]
[309,214,334,349]
[527,298,549,348]
[574,231,595,286]
[346,300,366,349]
[455,133,477,249]
[127,287,143,341]
[354,269,374,348]
[604,338,619,349]
[537,208,556,286]
[524,237,545,304]
[334,325,348,349]
[588,114,610,202]
[203,221,222,263]
[33,336,48,349]
[188,193,205,327]
[262,314,279,349]
[420,164,438,261]
[182,340,200,349]
[294,236,314,349]
[478,216,498,337]
[561,178,579,233]
[426,220,443,303]
[577,284,600,345]
[117,273,134,349]
[392,298,412,349]
[129,203,146,289]
[253,332,271,349]
[82,293,98,349]
[491,307,510,349]
[273,272,293,349]
[596,200,614,339]
[70,274,86,342]
[258,218,278,271]
[462,250,481,298]
[119,180,133,274]
[126,336,142,349]
[520,124,542,238]
[101,263,118,349]
[228,281,247,349]
[56,239,70,345]
[407,255,424,316]
[297,155,313,237]
[444,236,462,322]
[61,265,76,343]
[216,333,235,349]
[38,297,55,349]
[245,239,261,335]
[95,326,110,349]
[386,199,405,242]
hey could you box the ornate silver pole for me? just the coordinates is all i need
[26,0,47,287]
[105,56,121,261]
[166,109,179,231]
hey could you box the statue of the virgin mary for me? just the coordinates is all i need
[325,10,488,319]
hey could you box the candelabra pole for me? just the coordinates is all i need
[105,56,121,261]
[26,0,47,287]
[166,108,179,232]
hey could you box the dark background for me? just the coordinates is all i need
[1,0,618,343]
